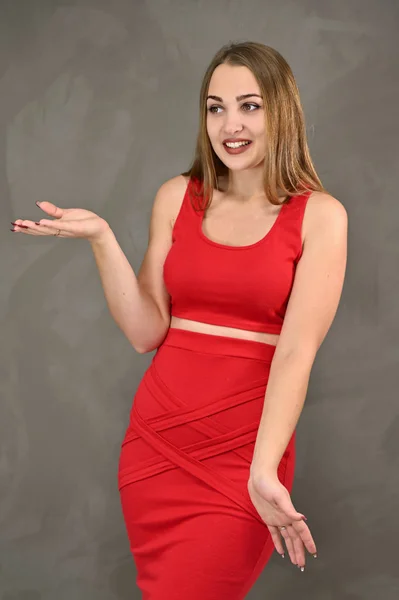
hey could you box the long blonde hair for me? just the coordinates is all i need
[182,41,327,209]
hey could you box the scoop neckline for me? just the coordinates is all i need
[197,198,289,251]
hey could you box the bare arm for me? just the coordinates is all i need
[250,192,348,477]
[90,175,188,353]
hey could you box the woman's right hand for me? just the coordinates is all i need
[11,201,110,243]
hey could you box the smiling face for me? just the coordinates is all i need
[206,63,267,172]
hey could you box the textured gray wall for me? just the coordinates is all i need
[1,0,398,598]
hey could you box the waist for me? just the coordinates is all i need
[161,326,277,363]
[170,316,280,346]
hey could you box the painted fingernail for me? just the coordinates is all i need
[281,553,285,558]
[313,554,317,559]
[300,566,305,572]
[11,222,28,229]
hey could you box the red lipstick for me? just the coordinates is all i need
[222,138,252,155]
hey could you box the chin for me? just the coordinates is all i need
[226,163,254,171]
[219,157,258,171]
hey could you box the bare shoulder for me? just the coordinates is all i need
[153,174,190,230]
[303,190,348,242]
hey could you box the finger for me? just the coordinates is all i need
[35,201,66,219]
[267,526,285,556]
[273,493,305,524]
[292,520,318,557]
[34,219,78,236]
[287,524,305,569]
[278,526,297,566]
[13,219,59,233]
[11,221,50,236]
[264,481,305,522]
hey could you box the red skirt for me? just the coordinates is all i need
[118,328,296,600]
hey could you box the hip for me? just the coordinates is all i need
[119,327,295,492]
[136,327,277,418]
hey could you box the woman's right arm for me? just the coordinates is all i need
[89,175,187,354]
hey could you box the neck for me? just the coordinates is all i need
[218,165,286,203]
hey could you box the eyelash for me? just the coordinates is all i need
[207,103,260,114]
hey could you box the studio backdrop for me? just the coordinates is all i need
[1,1,398,599]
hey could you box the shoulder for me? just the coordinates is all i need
[152,174,190,228]
[155,174,190,206]
[157,174,190,197]
[303,190,348,243]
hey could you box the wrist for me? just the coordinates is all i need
[249,460,278,482]
[251,447,280,478]
[89,222,113,246]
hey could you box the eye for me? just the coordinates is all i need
[241,103,260,111]
[207,105,222,113]
[207,103,261,114]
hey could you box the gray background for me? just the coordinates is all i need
[1,0,398,598]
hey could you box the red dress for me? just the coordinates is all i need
[118,177,311,599]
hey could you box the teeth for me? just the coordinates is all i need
[225,141,251,148]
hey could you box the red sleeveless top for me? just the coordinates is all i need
[163,177,311,335]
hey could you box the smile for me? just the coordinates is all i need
[223,141,252,154]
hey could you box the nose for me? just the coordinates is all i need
[223,111,244,136]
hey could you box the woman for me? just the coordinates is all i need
[11,41,347,599]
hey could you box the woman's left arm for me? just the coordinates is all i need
[250,192,348,478]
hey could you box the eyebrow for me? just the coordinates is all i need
[206,93,262,102]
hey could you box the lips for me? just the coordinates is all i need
[222,139,253,155]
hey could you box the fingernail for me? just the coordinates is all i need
[35,201,41,206]
[300,566,305,572]
[35,222,41,225]
[11,222,28,229]
[281,553,285,558]
[313,554,317,559]
[10,228,15,232]
[301,515,308,521]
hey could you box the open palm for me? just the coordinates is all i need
[12,201,110,242]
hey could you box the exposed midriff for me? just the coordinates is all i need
[170,316,279,346]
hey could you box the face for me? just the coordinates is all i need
[206,63,267,171]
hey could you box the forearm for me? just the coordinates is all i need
[250,351,314,478]
[90,227,169,353]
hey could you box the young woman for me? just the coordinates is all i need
[11,42,348,599]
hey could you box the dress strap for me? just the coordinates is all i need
[171,176,200,242]
[283,190,312,264]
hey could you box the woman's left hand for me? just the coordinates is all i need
[247,473,317,570]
